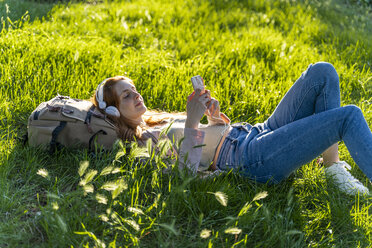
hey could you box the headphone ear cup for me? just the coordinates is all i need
[99,101,107,109]
[105,106,120,117]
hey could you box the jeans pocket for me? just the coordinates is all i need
[228,138,239,169]
[217,138,238,170]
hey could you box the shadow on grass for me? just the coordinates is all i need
[205,0,372,69]
[0,0,57,30]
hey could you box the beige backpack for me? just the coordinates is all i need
[27,95,119,152]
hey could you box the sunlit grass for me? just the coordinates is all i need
[0,0,371,247]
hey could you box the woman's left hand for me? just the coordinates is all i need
[206,98,230,125]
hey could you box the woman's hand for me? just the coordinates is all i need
[205,97,231,125]
[185,89,209,129]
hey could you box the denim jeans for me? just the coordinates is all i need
[216,62,372,183]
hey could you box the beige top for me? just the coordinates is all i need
[155,119,231,171]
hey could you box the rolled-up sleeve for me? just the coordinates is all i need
[179,128,205,176]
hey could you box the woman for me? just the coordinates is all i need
[92,62,372,195]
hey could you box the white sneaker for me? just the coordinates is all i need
[324,161,369,195]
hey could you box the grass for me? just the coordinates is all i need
[0,0,371,247]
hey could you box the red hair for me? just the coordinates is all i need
[91,76,185,142]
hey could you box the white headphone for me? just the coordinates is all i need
[95,79,121,117]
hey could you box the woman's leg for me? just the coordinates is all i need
[264,62,341,165]
[322,144,339,166]
[242,105,372,186]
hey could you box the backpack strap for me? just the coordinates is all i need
[33,110,40,120]
[84,105,107,133]
[84,105,96,133]
[88,129,108,154]
[49,121,67,153]
[21,134,28,146]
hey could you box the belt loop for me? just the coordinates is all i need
[238,125,249,132]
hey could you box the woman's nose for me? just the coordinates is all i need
[134,91,140,99]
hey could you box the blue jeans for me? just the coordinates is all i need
[216,62,372,183]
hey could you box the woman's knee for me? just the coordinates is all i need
[343,105,363,118]
[311,62,339,83]
[339,105,364,130]
[338,105,365,138]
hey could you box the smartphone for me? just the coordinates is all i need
[191,75,205,93]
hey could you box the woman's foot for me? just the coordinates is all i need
[324,161,369,195]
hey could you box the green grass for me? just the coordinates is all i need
[0,0,371,247]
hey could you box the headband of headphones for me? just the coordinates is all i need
[95,79,121,117]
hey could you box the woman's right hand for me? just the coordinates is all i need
[185,89,210,129]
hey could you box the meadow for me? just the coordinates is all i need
[0,0,371,247]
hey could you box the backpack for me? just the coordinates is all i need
[27,95,119,152]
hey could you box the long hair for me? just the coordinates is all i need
[91,76,186,142]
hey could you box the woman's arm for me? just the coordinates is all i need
[178,128,205,175]
[178,89,209,175]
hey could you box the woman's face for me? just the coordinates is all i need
[113,79,147,122]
